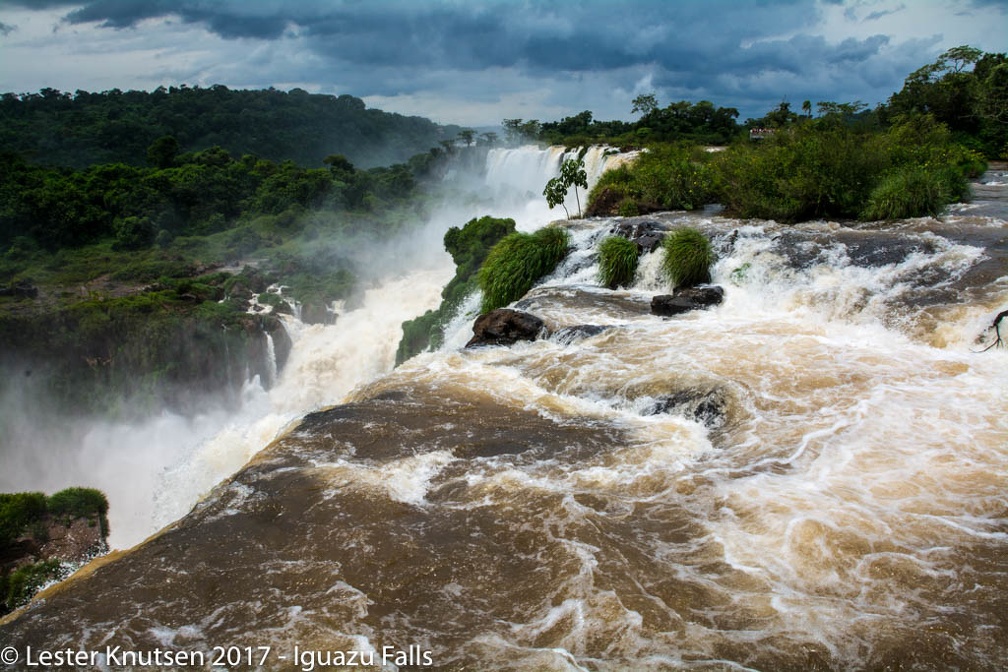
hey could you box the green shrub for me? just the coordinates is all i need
[3,559,66,612]
[616,199,639,217]
[442,216,517,306]
[585,146,716,216]
[635,144,717,211]
[47,487,109,538]
[112,216,155,251]
[46,487,109,519]
[0,492,47,547]
[661,227,714,288]
[396,309,442,364]
[861,166,952,220]
[478,226,571,313]
[598,236,640,288]
[714,124,887,221]
[397,216,517,365]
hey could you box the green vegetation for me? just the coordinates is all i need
[712,114,985,222]
[506,99,740,147]
[661,228,714,289]
[0,144,434,253]
[0,86,462,169]
[587,144,716,216]
[507,47,1004,161]
[478,226,570,314]
[520,46,1002,223]
[543,156,589,218]
[0,492,48,548]
[584,113,986,222]
[861,166,958,221]
[46,488,109,525]
[2,559,67,613]
[1,488,109,545]
[396,216,516,364]
[597,236,640,289]
[1,488,109,613]
[887,46,1007,158]
[0,121,481,414]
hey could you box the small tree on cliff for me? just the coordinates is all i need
[544,157,589,218]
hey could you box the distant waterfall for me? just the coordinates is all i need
[264,332,278,387]
[483,145,638,228]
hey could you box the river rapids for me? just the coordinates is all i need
[0,158,1006,671]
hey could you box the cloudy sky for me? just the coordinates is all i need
[0,1,1003,127]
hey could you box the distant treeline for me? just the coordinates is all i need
[0,85,463,169]
[505,46,1007,159]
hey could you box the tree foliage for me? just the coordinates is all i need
[0,141,435,251]
[586,144,716,217]
[544,157,589,218]
[888,46,1007,157]
[0,86,462,169]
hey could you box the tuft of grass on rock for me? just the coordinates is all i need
[860,165,962,221]
[478,226,571,313]
[661,227,714,289]
[598,235,640,289]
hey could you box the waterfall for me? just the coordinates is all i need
[264,332,277,387]
[483,145,638,228]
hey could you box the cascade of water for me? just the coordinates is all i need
[483,145,638,228]
[264,332,277,387]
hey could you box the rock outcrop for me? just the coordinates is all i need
[651,286,724,317]
[609,220,668,253]
[551,324,612,345]
[466,309,546,348]
[641,387,729,429]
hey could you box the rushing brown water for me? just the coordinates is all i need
[1,166,1006,671]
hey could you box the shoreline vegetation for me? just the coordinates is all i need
[0,46,1004,416]
[0,488,110,615]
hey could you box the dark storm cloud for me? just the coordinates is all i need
[1,0,1000,124]
[864,4,906,22]
[60,0,291,38]
[0,22,13,36]
[14,0,903,117]
[42,0,828,76]
[2,0,79,7]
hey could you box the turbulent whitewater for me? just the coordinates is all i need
[1,159,1006,670]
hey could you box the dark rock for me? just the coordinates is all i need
[651,286,724,316]
[610,220,668,253]
[39,517,107,564]
[0,281,39,299]
[642,388,728,429]
[466,309,546,348]
[551,324,612,345]
[584,184,624,217]
[299,302,331,325]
